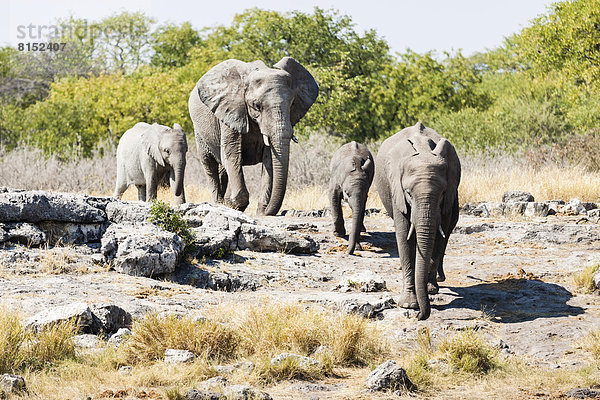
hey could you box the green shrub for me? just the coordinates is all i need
[148,200,195,250]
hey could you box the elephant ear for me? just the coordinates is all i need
[274,57,319,126]
[196,59,250,135]
[142,125,166,167]
[432,138,461,215]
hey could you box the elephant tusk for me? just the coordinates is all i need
[263,134,270,147]
[407,223,415,240]
[291,134,299,143]
[438,225,446,239]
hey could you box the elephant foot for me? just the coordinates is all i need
[427,282,439,295]
[437,268,446,282]
[225,197,249,212]
[398,292,419,309]
[333,227,346,237]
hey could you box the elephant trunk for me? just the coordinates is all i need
[263,116,292,216]
[347,196,365,255]
[414,202,437,320]
[170,163,186,205]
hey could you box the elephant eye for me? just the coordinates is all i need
[164,148,170,154]
[252,101,261,111]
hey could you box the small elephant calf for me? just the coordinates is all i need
[329,141,374,254]
[114,122,188,205]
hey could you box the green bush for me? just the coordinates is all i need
[148,200,195,250]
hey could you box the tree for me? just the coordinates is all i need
[151,22,202,68]
[517,0,600,87]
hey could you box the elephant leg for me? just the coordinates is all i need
[434,198,460,283]
[220,125,249,211]
[145,174,158,203]
[257,147,273,215]
[218,165,228,203]
[113,171,128,199]
[331,188,345,237]
[394,210,418,309]
[136,185,146,202]
[200,150,222,204]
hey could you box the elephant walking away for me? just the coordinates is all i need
[188,57,319,215]
[114,122,188,205]
[329,141,374,255]
[375,122,461,320]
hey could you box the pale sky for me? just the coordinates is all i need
[1,0,556,56]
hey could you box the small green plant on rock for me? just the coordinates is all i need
[148,200,195,251]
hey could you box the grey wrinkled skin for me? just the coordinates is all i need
[375,122,461,320]
[329,141,374,255]
[113,122,188,205]
[188,57,319,215]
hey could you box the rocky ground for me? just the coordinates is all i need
[1,190,600,399]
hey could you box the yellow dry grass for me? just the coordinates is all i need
[460,163,600,204]
[116,162,600,214]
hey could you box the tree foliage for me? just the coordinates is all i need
[1,2,600,158]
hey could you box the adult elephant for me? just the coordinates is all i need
[188,57,319,215]
[375,122,461,320]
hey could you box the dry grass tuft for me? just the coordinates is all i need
[0,307,77,374]
[438,328,500,374]
[573,264,599,294]
[0,308,26,374]
[230,303,386,368]
[124,313,239,364]
[583,327,600,359]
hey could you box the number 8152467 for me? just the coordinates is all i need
[17,43,66,52]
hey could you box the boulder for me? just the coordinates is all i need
[195,376,228,392]
[238,223,318,254]
[338,271,387,292]
[563,199,589,216]
[224,385,272,400]
[365,360,413,392]
[105,201,150,224]
[108,328,132,347]
[587,209,600,219]
[0,374,26,393]
[37,221,107,244]
[341,297,396,319]
[186,390,226,400]
[279,208,331,218]
[593,270,600,291]
[0,222,46,246]
[0,191,108,223]
[213,361,254,375]
[524,202,550,217]
[270,353,321,368]
[565,388,600,399]
[179,202,255,229]
[164,349,195,364]
[101,222,184,277]
[502,191,534,203]
[25,302,96,333]
[90,304,132,333]
[191,227,238,257]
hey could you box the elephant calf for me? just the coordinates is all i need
[114,122,188,205]
[329,141,374,255]
[375,122,461,320]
